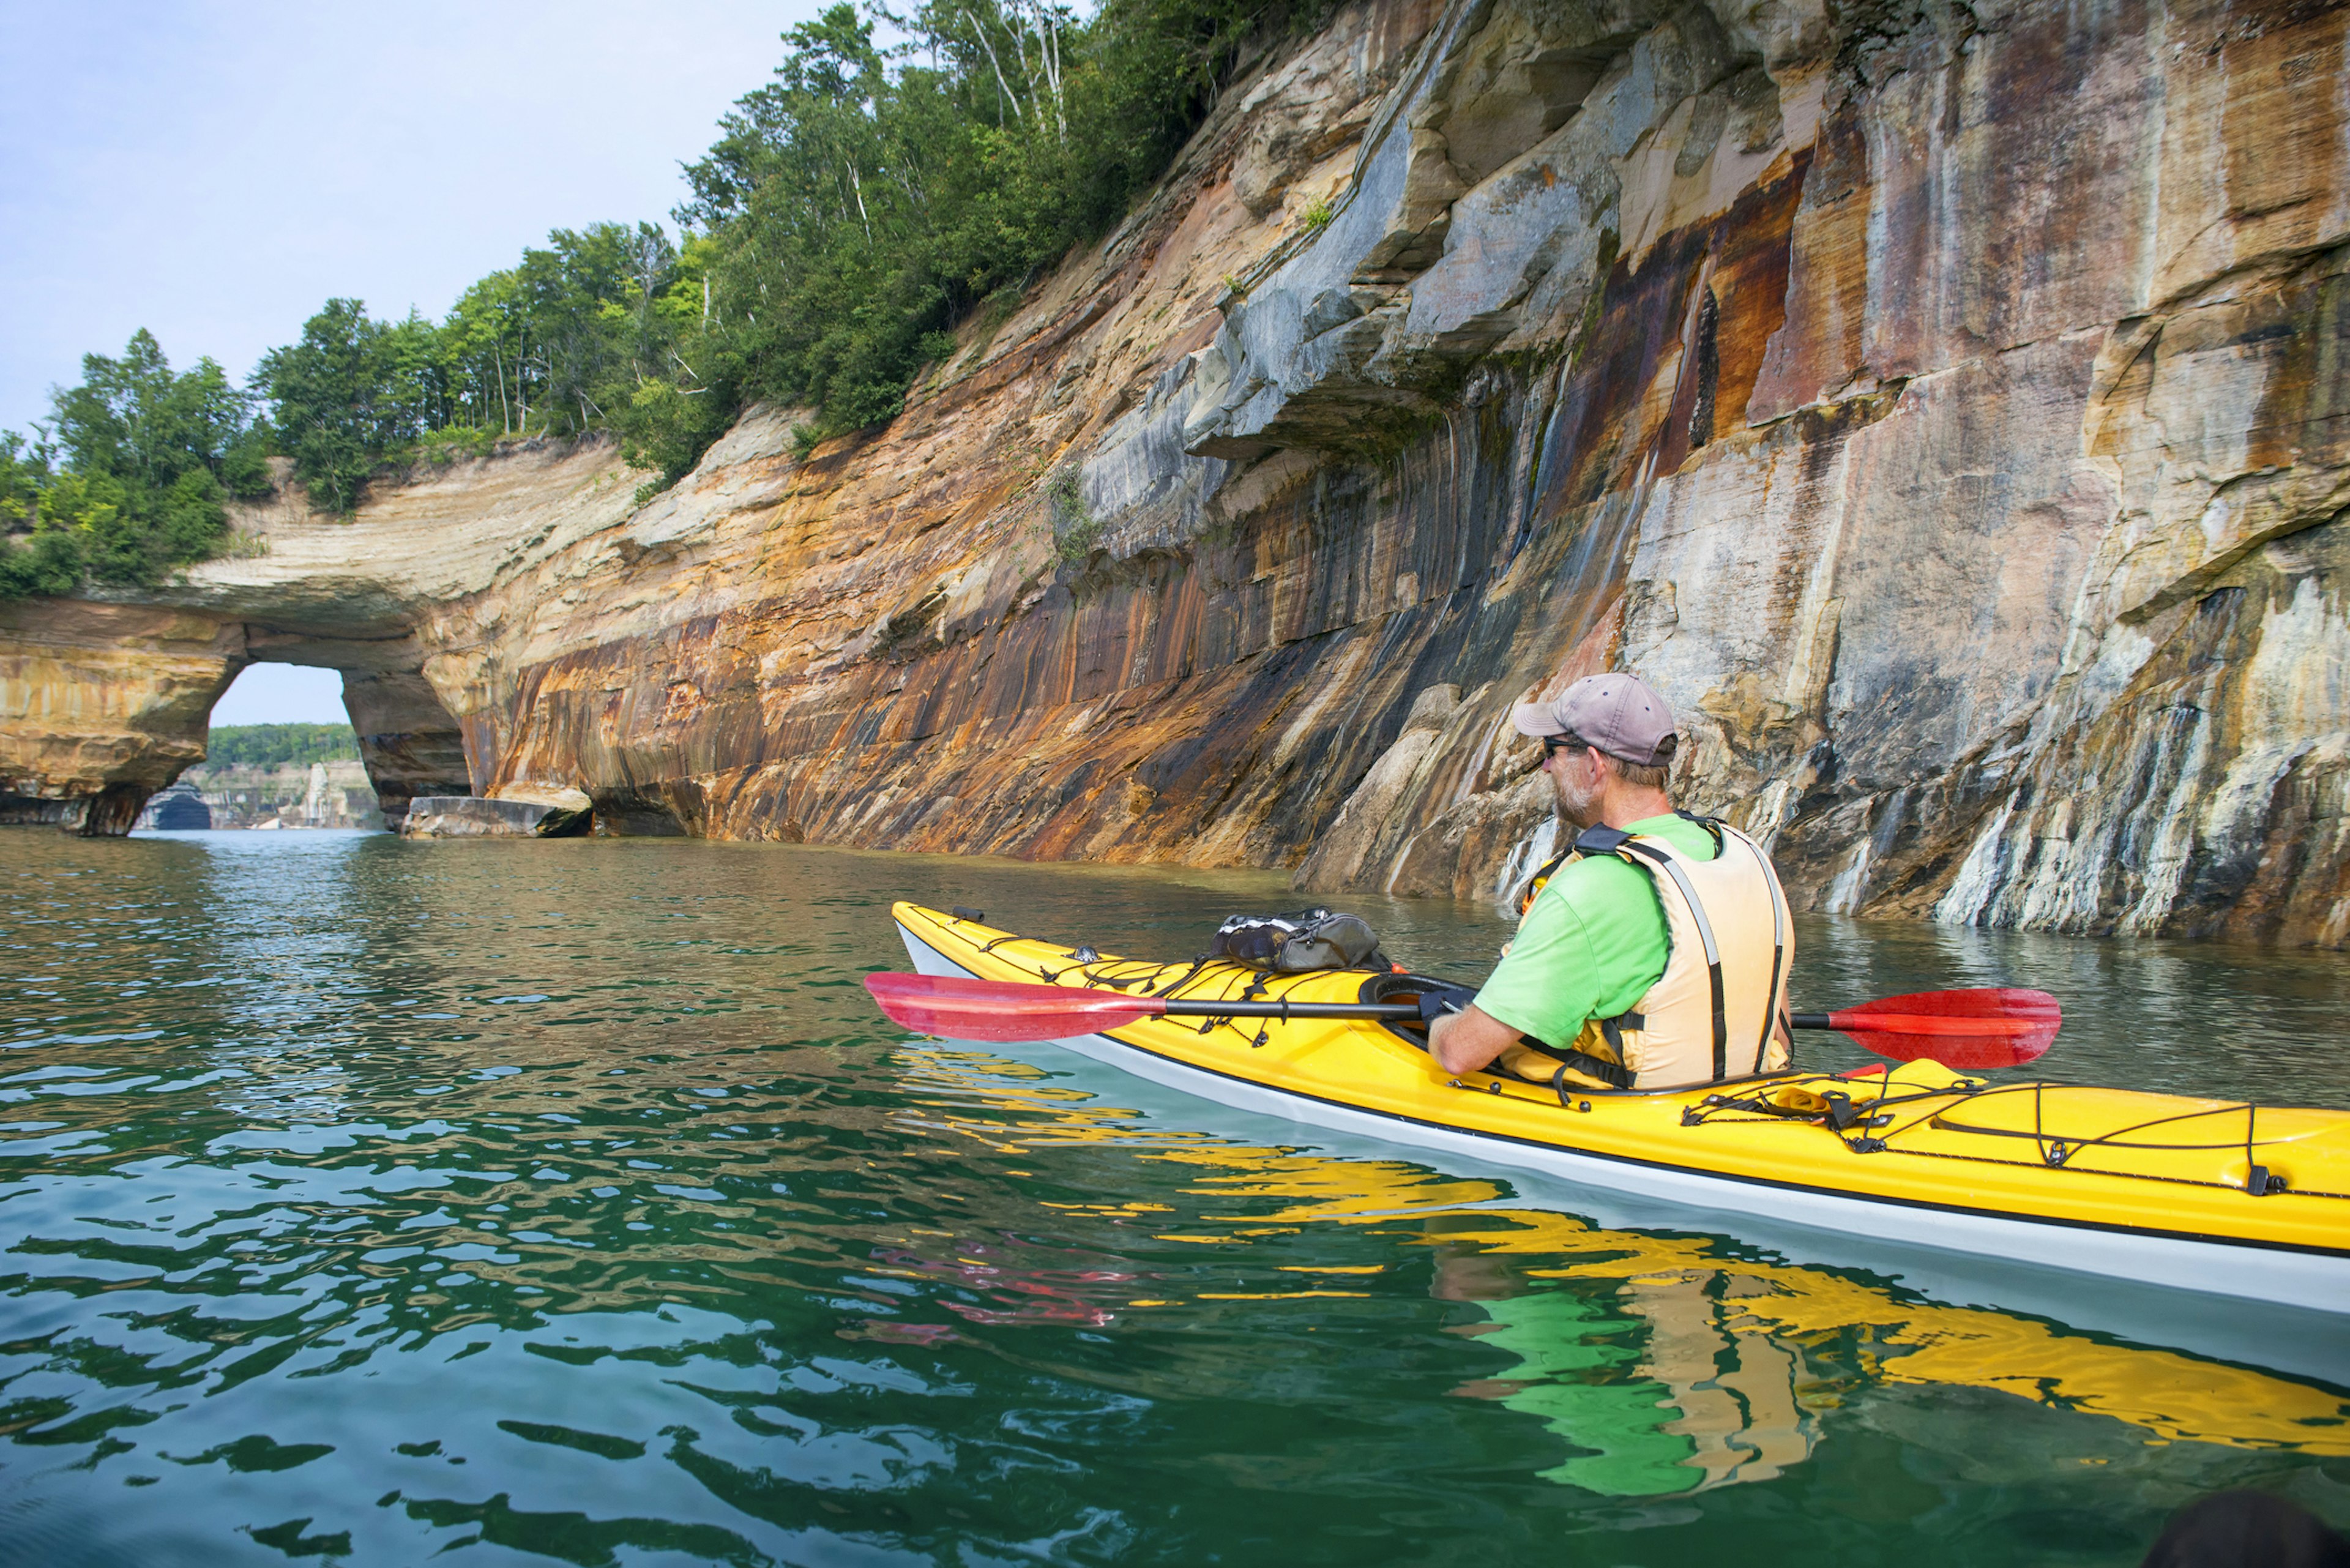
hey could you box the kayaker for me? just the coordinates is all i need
[1425,673,1794,1090]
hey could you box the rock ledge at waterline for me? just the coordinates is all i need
[2,0,2345,946]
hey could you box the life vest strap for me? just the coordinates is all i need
[1619,840,1731,1080]
[1573,824,1632,856]
[1673,808,1727,849]
[1738,829,1789,1077]
[1598,1009,1645,1065]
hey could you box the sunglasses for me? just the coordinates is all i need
[1540,733,1592,760]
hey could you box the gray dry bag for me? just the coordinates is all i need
[1210,908,1386,973]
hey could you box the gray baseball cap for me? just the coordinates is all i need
[1512,673,1678,766]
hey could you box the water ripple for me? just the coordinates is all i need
[0,832,2343,1564]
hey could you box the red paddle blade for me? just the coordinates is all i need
[864,973,1164,1042]
[1827,987,2061,1070]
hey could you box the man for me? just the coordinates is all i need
[1427,673,1793,1090]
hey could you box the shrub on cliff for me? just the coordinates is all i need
[0,331,273,600]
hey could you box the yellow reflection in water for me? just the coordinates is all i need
[897,1047,2350,1495]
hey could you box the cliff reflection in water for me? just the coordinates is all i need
[1,831,2344,1565]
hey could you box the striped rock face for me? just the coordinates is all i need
[2,0,2345,946]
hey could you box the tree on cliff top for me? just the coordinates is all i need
[256,302,410,516]
[253,223,690,512]
[651,0,1313,457]
[0,331,274,600]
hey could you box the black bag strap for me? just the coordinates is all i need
[1509,1030,1638,1091]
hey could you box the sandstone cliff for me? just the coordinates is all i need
[2,0,2344,946]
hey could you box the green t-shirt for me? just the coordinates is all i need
[1473,813,1718,1050]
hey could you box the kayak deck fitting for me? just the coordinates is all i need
[889,902,2350,1314]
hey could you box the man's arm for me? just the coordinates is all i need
[1426,1004,1526,1076]
[1427,880,1601,1077]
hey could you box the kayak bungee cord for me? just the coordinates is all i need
[1683,1076,2350,1199]
[1856,1132,2350,1201]
[963,939,1387,1051]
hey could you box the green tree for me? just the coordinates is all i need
[614,234,739,486]
[0,430,79,599]
[0,428,48,531]
[255,300,408,514]
[657,0,1322,458]
[253,224,696,507]
[0,331,270,597]
[202,722,361,767]
[48,328,267,502]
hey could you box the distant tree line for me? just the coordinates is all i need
[1,0,1316,601]
[200,723,362,769]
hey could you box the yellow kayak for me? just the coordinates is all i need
[890,902,2350,1313]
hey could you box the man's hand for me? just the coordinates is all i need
[1425,1004,1527,1077]
[1416,986,1470,1026]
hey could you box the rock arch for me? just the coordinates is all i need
[0,603,474,835]
[0,437,630,835]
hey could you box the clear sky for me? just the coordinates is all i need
[0,1,822,436]
[210,663,351,726]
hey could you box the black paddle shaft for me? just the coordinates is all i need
[1160,1001,1826,1026]
[1160,1000,1422,1021]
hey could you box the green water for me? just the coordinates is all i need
[2,831,2344,1566]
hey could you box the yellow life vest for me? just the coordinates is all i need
[1501,814,1793,1091]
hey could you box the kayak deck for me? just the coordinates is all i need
[889,902,2350,1304]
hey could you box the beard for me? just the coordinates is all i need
[1550,758,1602,827]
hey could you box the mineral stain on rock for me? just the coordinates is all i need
[1,0,2344,946]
